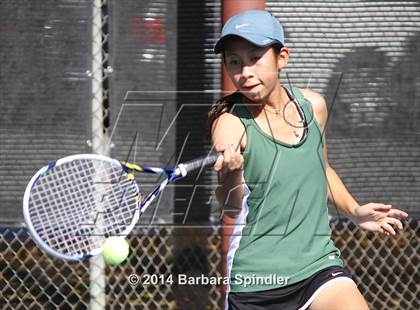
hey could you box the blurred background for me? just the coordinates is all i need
[0,0,419,309]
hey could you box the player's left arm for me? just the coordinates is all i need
[301,88,408,235]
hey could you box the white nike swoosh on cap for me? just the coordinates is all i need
[331,272,343,276]
[235,23,249,29]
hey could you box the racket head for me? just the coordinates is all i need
[23,154,141,261]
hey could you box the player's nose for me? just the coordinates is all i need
[241,64,254,78]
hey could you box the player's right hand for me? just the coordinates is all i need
[213,144,244,175]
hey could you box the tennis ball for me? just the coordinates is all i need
[101,236,130,265]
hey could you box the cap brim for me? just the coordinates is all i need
[214,33,279,54]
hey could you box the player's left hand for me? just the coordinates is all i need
[353,203,408,236]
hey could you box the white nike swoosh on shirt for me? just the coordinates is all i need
[332,272,343,276]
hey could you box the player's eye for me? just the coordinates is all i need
[228,59,240,66]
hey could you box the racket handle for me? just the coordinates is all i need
[178,152,219,176]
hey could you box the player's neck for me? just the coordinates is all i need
[245,83,288,113]
[264,83,289,111]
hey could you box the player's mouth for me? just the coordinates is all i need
[242,84,260,91]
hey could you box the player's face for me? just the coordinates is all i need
[223,37,288,103]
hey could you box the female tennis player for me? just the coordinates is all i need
[209,10,408,310]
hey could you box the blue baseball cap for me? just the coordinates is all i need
[214,10,285,54]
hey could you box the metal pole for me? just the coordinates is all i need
[219,2,265,309]
[89,0,107,309]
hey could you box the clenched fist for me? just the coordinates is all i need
[213,144,244,175]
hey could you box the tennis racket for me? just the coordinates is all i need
[23,152,218,261]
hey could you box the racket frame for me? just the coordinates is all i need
[23,153,141,261]
[23,152,217,261]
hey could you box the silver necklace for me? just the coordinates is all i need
[263,103,304,138]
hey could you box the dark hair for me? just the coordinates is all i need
[272,43,283,54]
[221,42,283,63]
[207,91,243,137]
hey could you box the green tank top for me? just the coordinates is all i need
[226,86,343,293]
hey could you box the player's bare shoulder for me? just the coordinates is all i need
[211,112,247,150]
[299,88,328,131]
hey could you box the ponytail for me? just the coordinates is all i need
[207,91,243,137]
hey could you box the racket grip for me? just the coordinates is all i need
[179,152,219,176]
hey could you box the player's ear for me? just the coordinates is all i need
[276,46,289,70]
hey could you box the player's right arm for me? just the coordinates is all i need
[211,112,246,218]
[211,111,246,307]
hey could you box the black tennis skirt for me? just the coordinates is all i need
[227,266,355,310]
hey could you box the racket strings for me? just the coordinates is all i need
[41,166,132,253]
[30,161,98,254]
[28,158,140,257]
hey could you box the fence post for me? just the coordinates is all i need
[89,0,108,308]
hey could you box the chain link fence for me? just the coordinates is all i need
[1,218,418,309]
[1,1,419,309]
